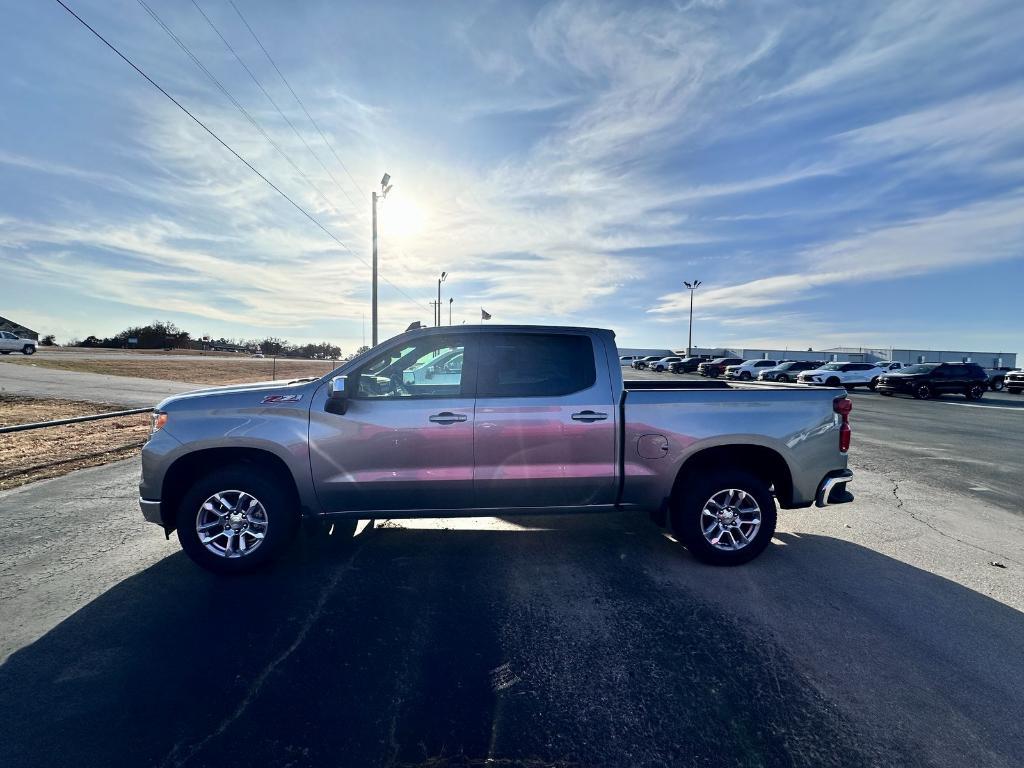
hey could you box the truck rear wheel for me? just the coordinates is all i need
[671,470,777,566]
[176,466,297,574]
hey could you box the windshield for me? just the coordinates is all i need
[898,364,938,374]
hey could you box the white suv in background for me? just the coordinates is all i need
[649,356,683,372]
[0,331,37,355]
[873,361,908,374]
[724,359,779,380]
[797,362,886,389]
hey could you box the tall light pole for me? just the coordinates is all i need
[448,297,454,325]
[436,271,447,326]
[371,173,393,347]
[684,279,701,356]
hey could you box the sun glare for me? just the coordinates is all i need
[384,197,427,238]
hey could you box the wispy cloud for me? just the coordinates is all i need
[2,0,1024,350]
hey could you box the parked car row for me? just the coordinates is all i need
[626,352,1022,401]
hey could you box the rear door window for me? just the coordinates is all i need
[477,333,596,397]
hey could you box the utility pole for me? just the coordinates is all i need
[683,280,701,356]
[429,301,439,325]
[371,173,392,347]
[436,271,447,327]
[449,297,454,325]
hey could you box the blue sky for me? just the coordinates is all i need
[2,0,1023,355]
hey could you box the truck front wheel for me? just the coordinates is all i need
[671,470,777,566]
[176,466,297,574]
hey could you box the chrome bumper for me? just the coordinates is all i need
[816,470,854,508]
[140,497,162,524]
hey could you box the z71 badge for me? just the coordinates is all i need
[261,394,303,404]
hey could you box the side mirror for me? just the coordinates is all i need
[326,375,349,415]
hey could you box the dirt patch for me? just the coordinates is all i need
[8,357,338,385]
[0,395,150,491]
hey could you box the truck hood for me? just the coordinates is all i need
[155,377,322,410]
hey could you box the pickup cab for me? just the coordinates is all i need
[139,325,854,573]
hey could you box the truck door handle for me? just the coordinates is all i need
[571,410,608,422]
[428,411,468,424]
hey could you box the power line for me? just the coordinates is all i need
[51,0,430,313]
[227,0,367,200]
[189,0,362,217]
[221,0,434,304]
[136,0,349,234]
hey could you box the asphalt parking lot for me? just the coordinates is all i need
[1,365,1022,767]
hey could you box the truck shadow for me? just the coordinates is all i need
[1,516,1021,768]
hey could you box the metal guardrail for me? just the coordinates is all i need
[0,407,153,434]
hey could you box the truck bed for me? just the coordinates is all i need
[619,379,845,511]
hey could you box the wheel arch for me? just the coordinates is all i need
[670,443,795,510]
[160,447,301,532]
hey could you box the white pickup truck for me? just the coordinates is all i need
[140,325,855,573]
[0,331,37,355]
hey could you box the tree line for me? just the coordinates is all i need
[66,321,356,359]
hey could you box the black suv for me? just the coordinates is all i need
[669,356,711,374]
[697,357,744,378]
[757,360,825,382]
[876,362,989,400]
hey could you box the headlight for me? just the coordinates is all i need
[150,411,168,435]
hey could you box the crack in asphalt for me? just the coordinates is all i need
[888,476,1021,567]
[157,541,365,768]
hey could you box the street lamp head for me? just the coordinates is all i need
[380,173,391,188]
[440,271,447,282]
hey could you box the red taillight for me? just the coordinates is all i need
[834,397,852,452]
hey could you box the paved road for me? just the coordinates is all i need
[846,388,1024,513]
[0,359,200,406]
[2,370,1022,767]
[1,459,1022,767]
[633,369,1024,516]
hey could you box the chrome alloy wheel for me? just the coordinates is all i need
[196,490,269,558]
[701,488,762,551]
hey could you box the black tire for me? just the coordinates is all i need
[990,378,1004,392]
[1008,388,1021,395]
[0,351,9,355]
[776,374,788,383]
[22,345,35,355]
[671,469,777,566]
[176,465,298,574]
[965,383,985,401]
[740,371,751,380]
[867,377,879,391]
[912,383,932,400]
[826,377,841,387]
[880,390,894,396]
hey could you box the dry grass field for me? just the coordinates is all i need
[9,357,338,385]
[0,395,150,491]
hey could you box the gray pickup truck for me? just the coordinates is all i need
[140,325,854,573]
